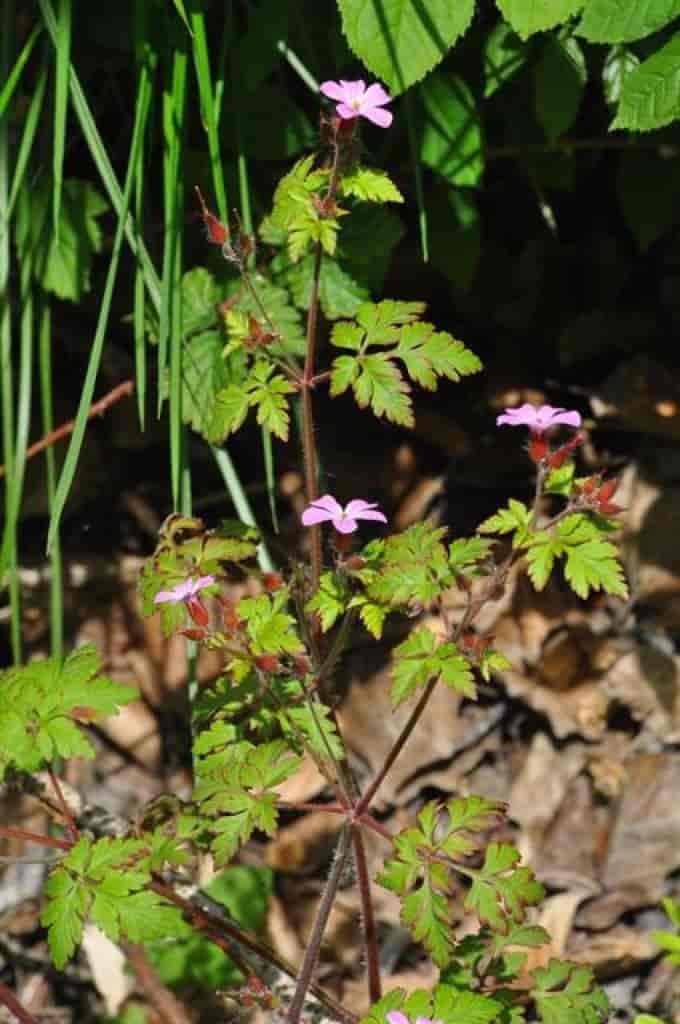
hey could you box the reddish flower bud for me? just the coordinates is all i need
[181,627,207,641]
[254,654,281,673]
[548,431,585,469]
[262,572,284,592]
[332,529,353,553]
[291,652,312,675]
[341,555,366,572]
[597,477,620,503]
[528,432,548,464]
[187,597,210,628]
[194,186,229,247]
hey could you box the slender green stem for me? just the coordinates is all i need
[285,825,352,1024]
[38,296,62,658]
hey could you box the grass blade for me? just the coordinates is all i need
[0,22,42,118]
[38,295,63,659]
[188,0,228,220]
[0,0,21,659]
[52,0,71,236]
[46,33,157,553]
[159,24,189,509]
[38,0,161,314]
[7,56,48,219]
[211,447,274,572]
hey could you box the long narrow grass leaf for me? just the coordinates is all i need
[211,447,274,571]
[132,0,158,429]
[277,40,319,92]
[46,43,154,553]
[38,0,161,314]
[0,22,42,118]
[7,57,48,218]
[52,0,72,236]
[0,0,21,659]
[404,90,428,262]
[160,27,189,510]
[188,0,228,220]
[38,296,63,659]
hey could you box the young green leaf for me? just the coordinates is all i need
[306,572,350,631]
[479,500,533,546]
[532,959,609,1024]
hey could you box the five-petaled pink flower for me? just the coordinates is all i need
[301,495,387,534]
[496,403,581,433]
[387,1012,442,1024]
[319,79,393,127]
[153,576,216,605]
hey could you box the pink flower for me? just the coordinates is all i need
[301,495,387,534]
[387,1013,442,1024]
[153,575,216,605]
[496,403,581,433]
[319,79,393,127]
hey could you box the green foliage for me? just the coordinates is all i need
[15,177,108,302]
[306,571,351,631]
[361,522,452,611]
[391,627,476,706]
[611,32,680,130]
[578,0,680,43]
[496,0,585,39]
[533,37,587,141]
[484,22,527,97]
[526,514,628,597]
[652,896,680,964]
[338,0,475,94]
[210,360,297,443]
[465,842,544,932]
[420,73,484,188]
[41,835,185,968]
[378,797,513,964]
[238,590,303,655]
[479,499,533,547]
[531,960,609,1024]
[138,515,259,636]
[146,866,273,992]
[0,646,137,781]
[195,738,301,864]
[330,300,481,427]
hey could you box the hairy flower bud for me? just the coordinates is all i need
[187,597,210,628]
[528,433,548,464]
[254,654,281,674]
[262,572,284,592]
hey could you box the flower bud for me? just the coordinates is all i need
[187,597,210,628]
[180,627,207,641]
[528,432,548,464]
[291,652,313,675]
[341,555,366,572]
[548,431,585,469]
[262,572,284,592]
[254,654,281,673]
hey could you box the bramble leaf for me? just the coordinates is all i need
[338,0,475,94]
[611,33,680,131]
[496,0,584,39]
[578,0,680,43]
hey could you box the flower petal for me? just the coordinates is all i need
[343,499,378,516]
[191,575,217,594]
[333,516,358,534]
[496,403,537,427]
[362,82,391,108]
[153,589,183,604]
[302,494,343,526]
[336,102,359,120]
[361,105,393,127]
[386,1013,410,1024]
[339,79,365,101]
[319,80,347,102]
[546,407,581,428]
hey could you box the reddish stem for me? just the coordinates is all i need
[0,982,38,1024]
[125,946,193,1024]
[0,826,72,851]
[351,826,381,1003]
[0,380,133,479]
[47,767,79,842]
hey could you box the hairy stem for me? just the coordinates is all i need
[286,824,352,1024]
[352,826,381,1003]
[151,877,356,1024]
[0,825,72,850]
[301,242,324,591]
[0,981,38,1024]
[125,945,193,1024]
[47,766,79,842]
